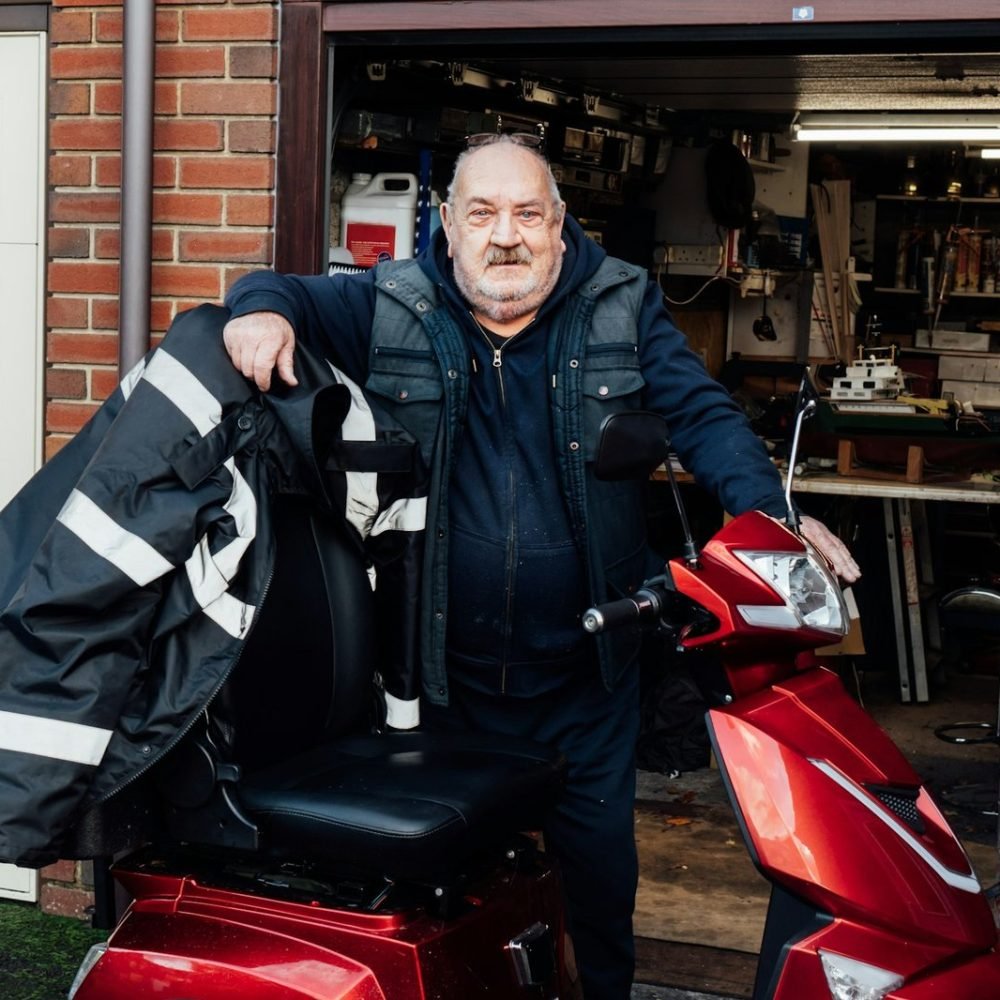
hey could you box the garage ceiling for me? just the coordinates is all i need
[511,51,1000,116]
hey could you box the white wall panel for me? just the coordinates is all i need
[0,32,46,509]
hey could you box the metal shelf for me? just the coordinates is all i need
[874,286,1000,300]
[901,346,1000,358]
[876,195,1000,205]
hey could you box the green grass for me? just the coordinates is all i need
[0,901,107,1000]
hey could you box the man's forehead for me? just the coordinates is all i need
[455,146,551,200]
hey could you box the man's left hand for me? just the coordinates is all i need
[799,515,861,583]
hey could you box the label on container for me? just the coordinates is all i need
[345,222,395,267]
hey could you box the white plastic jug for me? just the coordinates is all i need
[340,172,418,267]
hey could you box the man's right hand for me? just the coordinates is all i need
[222,311,299,391]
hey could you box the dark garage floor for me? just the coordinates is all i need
[632,666,999,997]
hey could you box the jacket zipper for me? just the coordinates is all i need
[472,317,521,693]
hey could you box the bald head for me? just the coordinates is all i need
[446,136,563,211]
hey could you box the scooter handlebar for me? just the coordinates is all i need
[581,586,666,634]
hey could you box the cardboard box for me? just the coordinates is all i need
[938,355,988,382]
[941,379,1000,408]
[972,382,1000,408]
[930,329,994,352]
[941,379,977,403]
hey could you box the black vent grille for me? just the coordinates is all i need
[867,785,925,835]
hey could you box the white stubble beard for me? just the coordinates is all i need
[452,245,562,324]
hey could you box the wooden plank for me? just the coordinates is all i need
[883,498,913,703]
[811,184,845,361]
[836,440,926,484]
[634,937,755,998]
[899,498,930,703]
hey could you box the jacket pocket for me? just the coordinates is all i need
[365,367,443,404]
[581,364,646,461]
[365,368,444,466]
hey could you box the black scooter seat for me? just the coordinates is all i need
[238,730,566,880]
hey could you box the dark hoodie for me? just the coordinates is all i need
[426,216,604,696]
[225,216,788,698]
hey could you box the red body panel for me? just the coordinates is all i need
[72,511,999,998]
[708,667,999,995]
[679,512,999,993]
[74,860,566,1000]
[767,920,1000,1000]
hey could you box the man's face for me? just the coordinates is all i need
[441,144,565,325]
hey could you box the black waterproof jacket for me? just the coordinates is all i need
[0,305,426,867]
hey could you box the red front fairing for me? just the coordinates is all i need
[73,854,567,999]
[670,512,844,653]
[708,666,997,973]
[668,512,850,699]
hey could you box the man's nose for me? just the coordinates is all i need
[490,211,521,245]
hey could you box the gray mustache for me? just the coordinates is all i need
[485,248,532,265]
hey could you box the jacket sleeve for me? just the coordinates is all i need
[637,281,788,518]
[225,269,377,387]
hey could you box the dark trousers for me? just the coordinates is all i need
[423,665,640,1000]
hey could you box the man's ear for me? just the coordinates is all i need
[440,202,454,258]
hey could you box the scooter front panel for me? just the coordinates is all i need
[708,673,996,953]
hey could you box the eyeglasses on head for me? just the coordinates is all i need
[465,131,545,151]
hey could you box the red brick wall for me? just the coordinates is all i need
[46,0,278,460]
[42,0,279,916]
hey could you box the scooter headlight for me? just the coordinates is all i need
[735,547,849,636]
[819,950,904,1000]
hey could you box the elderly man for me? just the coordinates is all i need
[222,135,859,999]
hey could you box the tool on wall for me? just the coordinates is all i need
[931,225,961,334]
[752,282,777,341]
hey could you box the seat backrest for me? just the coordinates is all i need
[221,494,376,770]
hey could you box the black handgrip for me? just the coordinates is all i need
[581,586,665,634]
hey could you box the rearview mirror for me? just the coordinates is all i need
[594,412,671,481]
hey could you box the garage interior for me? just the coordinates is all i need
[322,21,1000,995]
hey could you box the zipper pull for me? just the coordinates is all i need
[492,347,503,369]
[471,355,479,374]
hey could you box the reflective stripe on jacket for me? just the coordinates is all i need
[0,304,425,866]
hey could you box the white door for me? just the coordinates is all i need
[0,32,46,510]
[0,31,45,904]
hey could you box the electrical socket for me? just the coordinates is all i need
[666,244,724,267]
